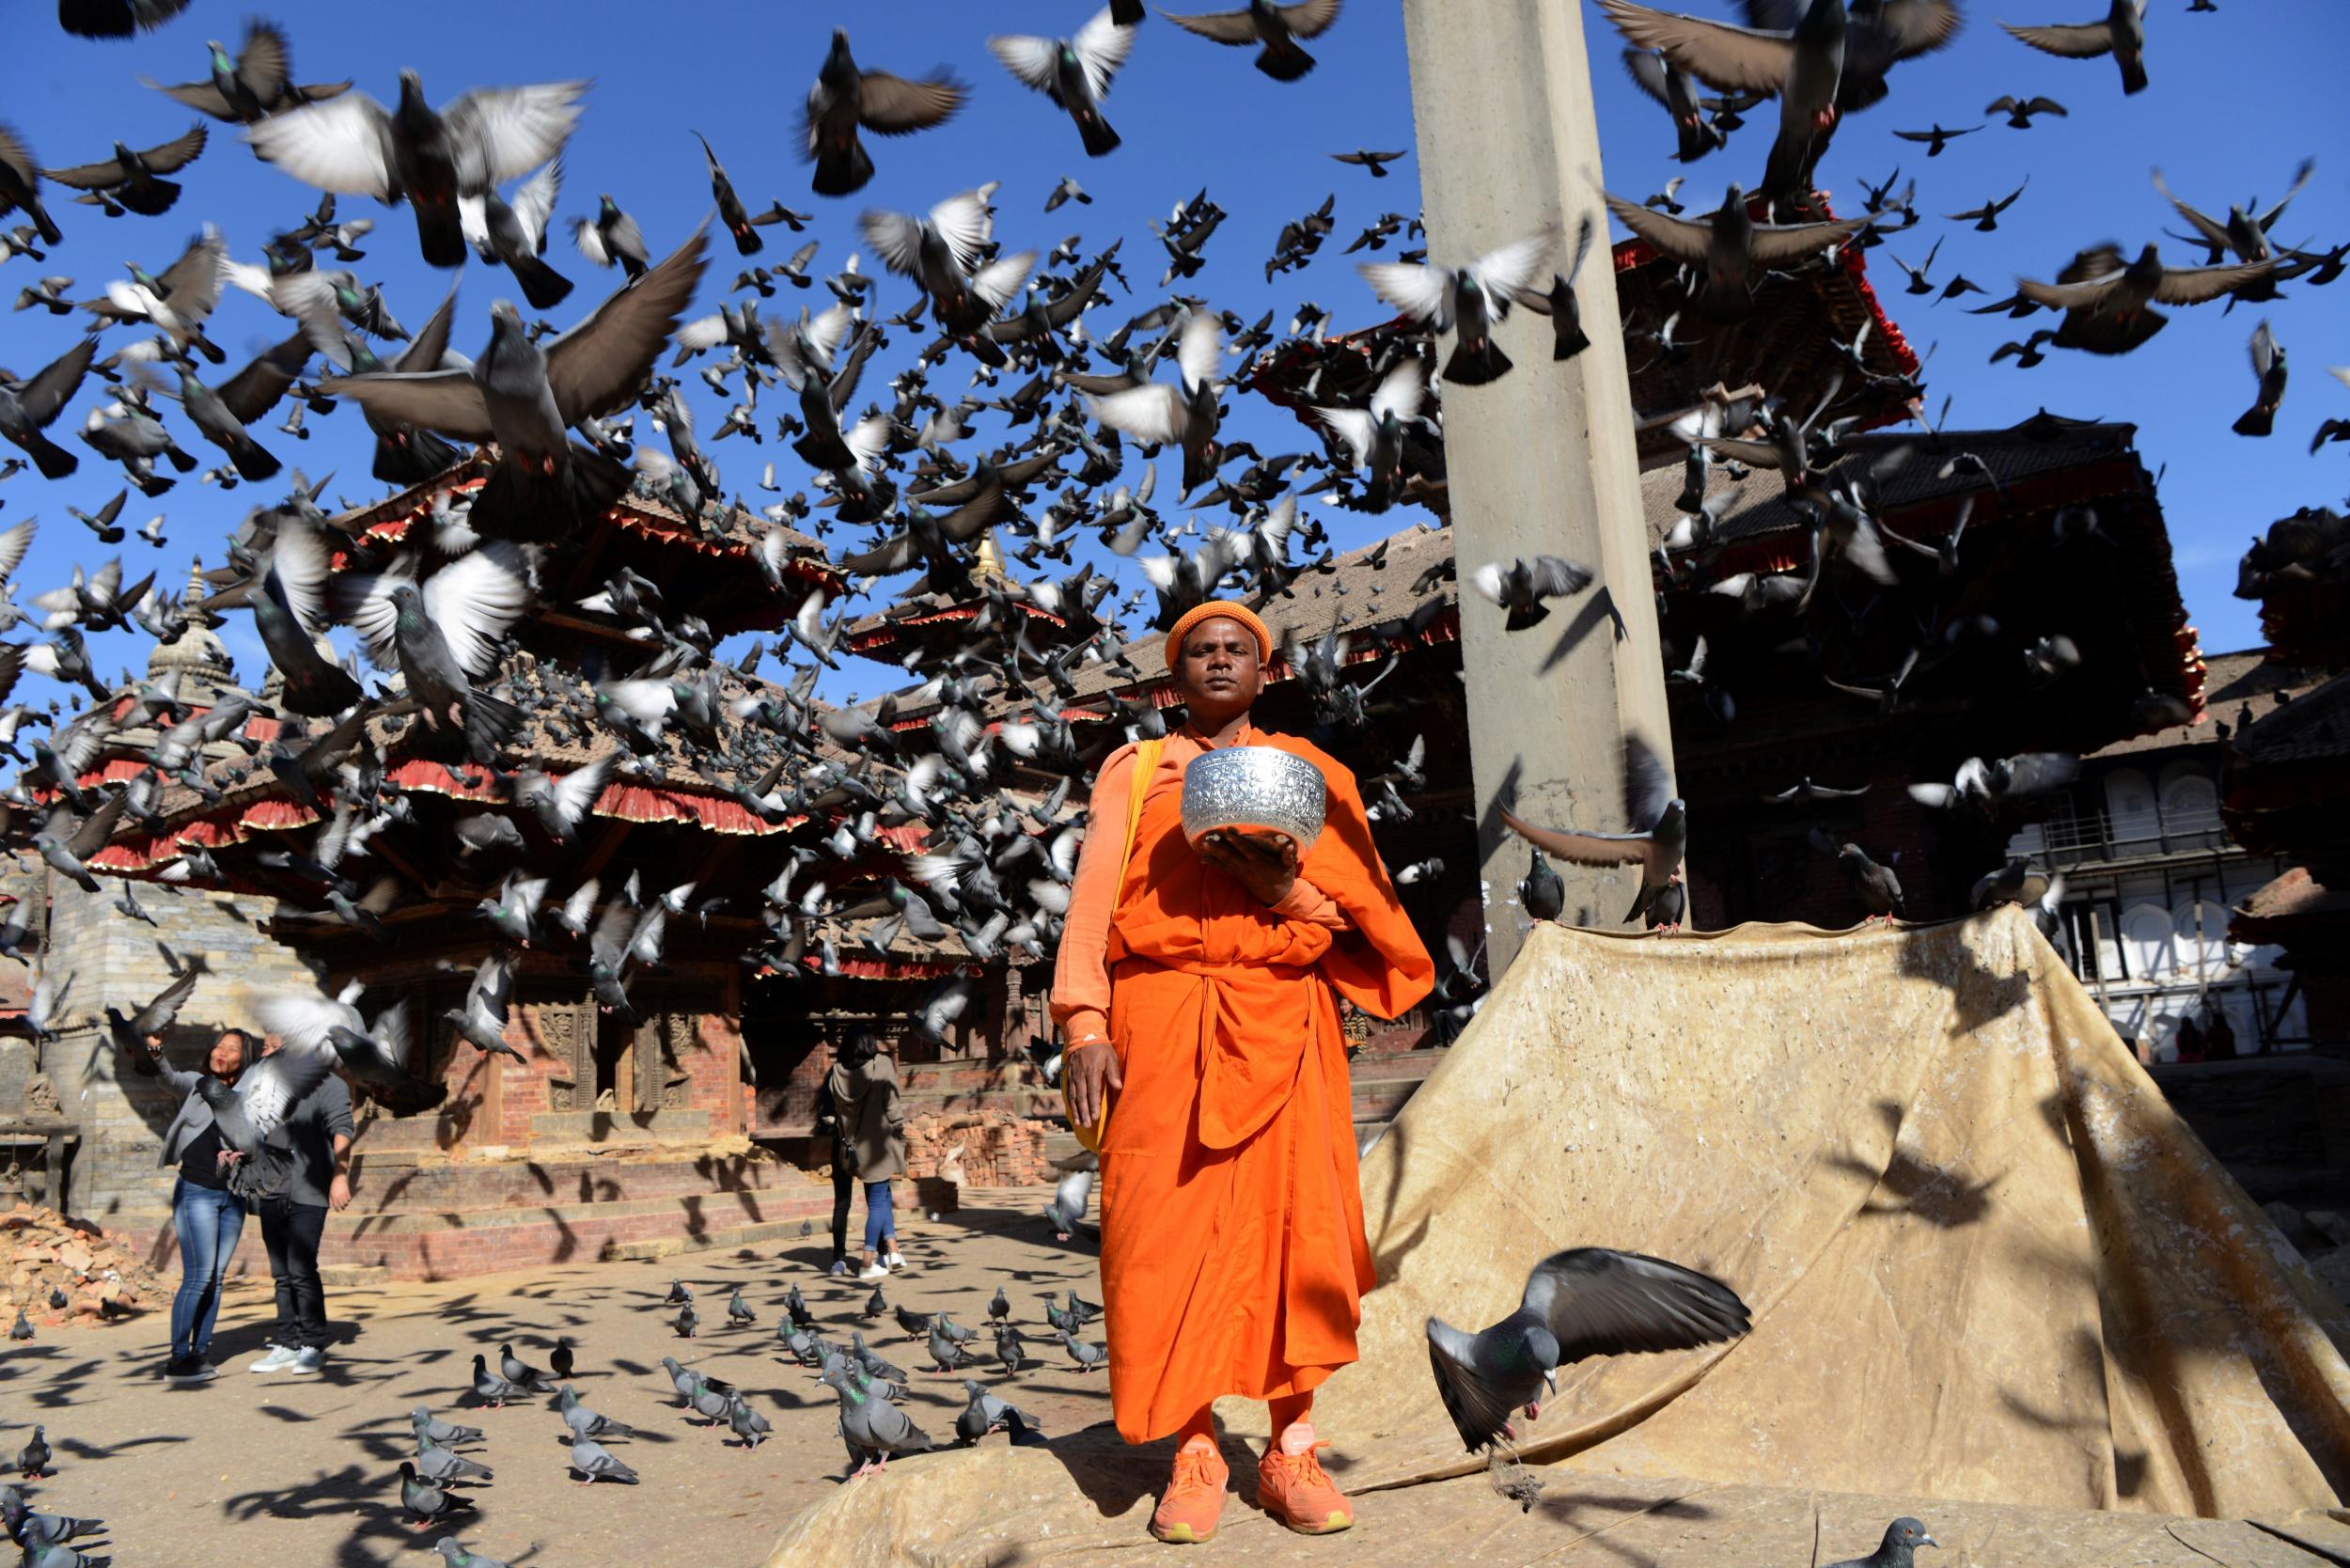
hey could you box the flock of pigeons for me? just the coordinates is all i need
[0,0,2332,1544]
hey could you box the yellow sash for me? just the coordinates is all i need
[1063,737,1164,1152]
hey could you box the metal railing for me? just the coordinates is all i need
[2009,804,2231,866]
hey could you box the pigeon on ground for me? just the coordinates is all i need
[673,1302,698,1339]
[557,1385,633,1440]
[468,1354,521,1408]
[956,1379,1042,1445]
[987,1285,1011,1324]
[2002,0,2148,95]
[728,1287,756,1326]
[413,1439,494,1484]
[822,1356,933,1476]
[1425,1247,1750,1451]
[861,1282,888,1319]
[398,1461,477,1529]
[9,1509,102,1549]
[894,1303,934,1341]
[995,1323,1028,1375]
[785,1284,814,1330]
[1500,735,1685,926]
[412,1408,484,1448]
[8,1309,32,1342]
[1824,1518,1940,1568]
[433,1540,510,1568]
[687,1375,734,1424]
[929,1320,981,1372]
[728,1394,774,1450]
[12,1428,51,1479]
[850,1332,910,1387]
[1063,1292,1103,1325]
[568,1435,639,1485]
[665,1278,693,1305]
[1056,1329,1109,1372]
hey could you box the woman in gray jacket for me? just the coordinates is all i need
[828,1031,908,1280]
[138,1027,254,1384]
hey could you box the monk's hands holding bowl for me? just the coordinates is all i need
[1066,1037,1122,1131]
[1197,829,1298,906]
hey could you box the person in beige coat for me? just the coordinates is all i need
[826,1031,907,1280]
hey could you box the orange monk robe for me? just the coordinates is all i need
[1051,722,1435,1444]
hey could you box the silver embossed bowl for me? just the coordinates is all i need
[1181,746,1326,855]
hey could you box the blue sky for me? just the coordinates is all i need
[4,0,2343,715]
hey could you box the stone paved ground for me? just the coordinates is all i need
[0,1190,1115,1568]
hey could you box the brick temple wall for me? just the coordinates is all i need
[40,871,322,1228]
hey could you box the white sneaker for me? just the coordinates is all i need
[857,1263,890,1281]
[884,1252,908,1271]
[284,1347,323,1376]
[247,1345,298,1373]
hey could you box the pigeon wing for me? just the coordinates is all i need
[853,71,967,135]
[1605,195,1714,266]
[315,366,495,441]
[2151,259,2272,306]
[1160,7,1261,45]
[1276,0,1344,39]
[237,1043,335,1140]
[440,81,588,190]
[1998,19,2115,58]
[1072,8,1139,96]
[1522,1247,1752,1364]
[987,33,1062,93]
[420,541,534,678]
[1500,806,1653,868]
[1747,212,1872,266]
[243,94,394,198]
[1594,0,1798,95]
[544,222,711,423]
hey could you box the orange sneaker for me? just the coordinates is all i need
[1150,1433,1230,1544]
[1258,1420,1353,1534]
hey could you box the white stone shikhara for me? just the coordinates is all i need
[1400,0,1673,968]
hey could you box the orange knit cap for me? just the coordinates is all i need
[1163,600,1274,669]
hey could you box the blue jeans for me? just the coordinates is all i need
[862,1180,896,1254]
[169,1179,246,1360]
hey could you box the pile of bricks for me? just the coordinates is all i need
[902,1106,1053,1188]
[1,1204,163,1330]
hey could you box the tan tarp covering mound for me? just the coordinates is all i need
[768,910,2350,1566]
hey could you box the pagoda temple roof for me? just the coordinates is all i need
[323,456,841,646]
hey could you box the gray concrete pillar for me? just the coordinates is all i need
[1402,0,1674,972]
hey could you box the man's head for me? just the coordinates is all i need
[1165,602,1272,730]
[209,1029,249,1080]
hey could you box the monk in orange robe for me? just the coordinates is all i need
[1054,601,1435,1544]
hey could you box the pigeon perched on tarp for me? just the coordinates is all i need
[1825,1518,1940,1568]
[1425,1247,1750,1452]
